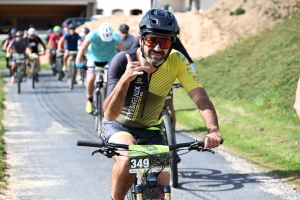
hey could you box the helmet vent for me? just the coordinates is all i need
[151,19,158,25]
[168,22,173,26]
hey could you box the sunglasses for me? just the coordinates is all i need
[143,37,172,49]
[121,31,128,34]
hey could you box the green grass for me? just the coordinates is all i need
[0,74,6,188]
[174,10,300,190]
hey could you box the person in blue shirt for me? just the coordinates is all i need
[76,22,125,114]
[58,24,82,71]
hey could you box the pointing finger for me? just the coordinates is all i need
[126,54,132,63]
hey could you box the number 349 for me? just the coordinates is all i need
[131,158,149,168]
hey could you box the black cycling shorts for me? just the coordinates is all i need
[100,117,166,145]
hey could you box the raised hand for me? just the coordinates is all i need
[122,54,149,82]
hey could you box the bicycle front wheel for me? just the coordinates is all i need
[31,61,36,89]
[17,64,22,94]
[162,113,178,188]
[56,57,63,81]
[124,184,136,200]
[68,60,75,89]
[96,86,105,137]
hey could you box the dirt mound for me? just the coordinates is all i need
[77,0,300,60]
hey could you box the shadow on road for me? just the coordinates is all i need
[176,168,262,192]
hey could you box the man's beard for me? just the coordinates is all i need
[144,50,165,67]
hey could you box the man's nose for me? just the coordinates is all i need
[153,42,162,51]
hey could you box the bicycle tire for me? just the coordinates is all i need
[17,63,22,94]
[31,61,36,89]
[96,89,102,136]
[162,113,178,188]
[124,184,136,200]
[68,60,75,89]
[56,57,63,81]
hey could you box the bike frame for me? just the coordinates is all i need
[77,139,221,200]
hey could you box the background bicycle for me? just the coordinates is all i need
[161,83,183,188]
[67,50,77,89]
[93,65,107,137]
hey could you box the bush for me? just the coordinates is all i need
[230,8,246,15]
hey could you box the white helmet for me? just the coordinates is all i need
[28,28,37,35]
[98,22,113,42]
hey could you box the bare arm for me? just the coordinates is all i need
[57,37,64,51]
[117,41,125,51]
[103,76,131,121]
[188,87,222,148]
[76,39,90,63]
[103,54,150,121]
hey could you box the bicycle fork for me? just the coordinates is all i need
[135,173,171,200]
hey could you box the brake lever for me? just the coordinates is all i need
[92,149,104,156]
[201,148,215,154]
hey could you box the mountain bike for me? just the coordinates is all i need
[161,83,183,188]
[56,50,64,81]
[28,52,44,89]
[93,65,107,137]
[77,138,222,200]
[14,54,26,94]
[67,51,77,89]
[78,55,87,85]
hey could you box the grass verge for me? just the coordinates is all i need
[174,11,300,191]
[0,73,6,188]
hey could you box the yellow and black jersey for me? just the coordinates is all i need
[106,48,202,129]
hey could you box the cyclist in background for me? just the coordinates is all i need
[58,24,81,72]
[1,28,17,74]
[102,9,222,200]
[75,22,125,114]
[6,31,30,84]
[44,28,53,45]
[76,27,90,83]
[117,24,138,51]
[131,35,195,129]
[47,26,63,74]
[27,28,46,82]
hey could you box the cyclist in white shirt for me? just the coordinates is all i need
[75,22,125,114]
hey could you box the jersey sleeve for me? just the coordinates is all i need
[62,33,68,40]
[172,50,202,92]
[86,30,95,43]
[112,31,122,43]
[106,51,127,97]
[38,37,46,50]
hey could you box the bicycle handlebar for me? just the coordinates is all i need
[77,138,223,152]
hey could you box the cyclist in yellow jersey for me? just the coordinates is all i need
[102,9,222,200]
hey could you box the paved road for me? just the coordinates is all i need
[2,71,298,200]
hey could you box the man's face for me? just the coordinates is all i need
[139,33,172,66]
[69,29,75,35]
[120,30,128,40]
[16,34,23,41]
[28,34,36,40]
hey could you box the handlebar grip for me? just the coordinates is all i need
[77,140,104,148]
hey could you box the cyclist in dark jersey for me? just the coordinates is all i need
[58,24,81,72]
[27,28,46,82]
[131,36,196,129]
[102,9,222,200]
[2,28,16,73]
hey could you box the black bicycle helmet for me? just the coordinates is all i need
[68,24,76,30]
[16,30,24,37]
[82,27,90,34]
[119,24,129,31]
[10,28,17,35]
[139,9,180,41]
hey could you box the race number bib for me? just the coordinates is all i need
[129,145,170,173]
